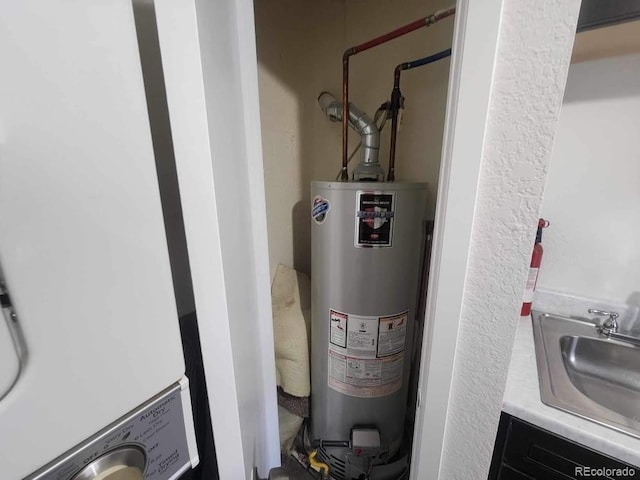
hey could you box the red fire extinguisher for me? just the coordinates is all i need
[521,219,550,316]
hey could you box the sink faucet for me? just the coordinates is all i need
[588,308,619,336]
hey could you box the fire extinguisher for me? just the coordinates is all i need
[521,219,550,316]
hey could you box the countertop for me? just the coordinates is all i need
[503,315,640,468]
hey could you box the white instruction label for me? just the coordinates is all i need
[346,314,378,358]
[378,312,407,357]
[522,267,539,303]
[327,309,408,398]
[329,310,347,348]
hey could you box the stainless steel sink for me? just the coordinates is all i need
[532,310,640,438]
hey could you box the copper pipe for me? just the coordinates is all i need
[388,66,403,182]
[340,5,455,181]
[348,18,428,55]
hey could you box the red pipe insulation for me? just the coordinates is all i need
[347,18,429,56]
[340,5,455,181]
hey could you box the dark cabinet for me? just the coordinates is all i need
[489,413,640,480]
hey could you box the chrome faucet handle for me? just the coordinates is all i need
[588,308,619,320]
[588,308,619,335]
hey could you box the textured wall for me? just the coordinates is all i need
[254,0,345,279]
[438,1,581,478]
[538,53,640,307]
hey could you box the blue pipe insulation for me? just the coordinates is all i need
[398,48,452,71]
[387,47,452,181]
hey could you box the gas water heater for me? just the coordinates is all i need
[308,8,454,477]
[310,97,428,480]
[310,182,427,479]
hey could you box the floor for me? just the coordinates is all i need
[267,455,319,480]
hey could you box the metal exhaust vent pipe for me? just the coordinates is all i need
[318,92,385,181]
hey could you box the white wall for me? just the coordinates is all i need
[537,52,640,307]
[255,0,453,279]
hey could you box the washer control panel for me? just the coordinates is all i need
[26,383,194,480]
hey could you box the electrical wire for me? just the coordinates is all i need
[309,450,330,479]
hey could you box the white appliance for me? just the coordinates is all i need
[0,1,198,478]
[24,380,197,480]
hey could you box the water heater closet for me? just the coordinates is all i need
[307,6,455,480]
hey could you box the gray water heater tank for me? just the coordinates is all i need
[310,181,427,477]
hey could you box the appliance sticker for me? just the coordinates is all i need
[329,310,347,348]
[312,195,330,224]
[377,312,407,357]
[327,309,408,398]
[355,191,395,247]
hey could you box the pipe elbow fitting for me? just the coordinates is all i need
[346,104,380,158]
[318,92,341,122]
[317,90,382,174]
